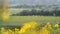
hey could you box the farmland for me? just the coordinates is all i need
[0,16,60,26]
[0,9,60,34]
[1,0,60,34]
[0,16,60,34]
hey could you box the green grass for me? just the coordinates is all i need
[0,16,60,26]
[0,16,60,34]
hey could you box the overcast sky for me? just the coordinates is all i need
[8,0,60,6]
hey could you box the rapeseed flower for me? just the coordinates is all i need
[39,22,52,34]
[19,22,38,34]
[55,24,60,31]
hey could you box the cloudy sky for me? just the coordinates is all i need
[8,0,60,6]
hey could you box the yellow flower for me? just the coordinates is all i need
[46,22,52,29]
[19,22,38,34]
[39,22,52,34]
[4,31,9,34]
[40,28,50,34]
[15,28,19,34]
[8,29,14,34]
[55,24,59,27]
[1,27,6,34]
[54,24,60,31]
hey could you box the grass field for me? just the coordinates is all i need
[0,16,60,26]
[0,16,60,34]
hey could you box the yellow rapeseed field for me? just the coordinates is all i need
[0,22,60,34]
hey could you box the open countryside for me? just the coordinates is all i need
[0,0,60,34]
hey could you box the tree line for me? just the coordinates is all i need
[11,9,60,16]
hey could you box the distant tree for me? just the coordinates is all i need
[20,10,30,16]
